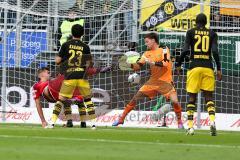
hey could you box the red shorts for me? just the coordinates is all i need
[48,75,81,101]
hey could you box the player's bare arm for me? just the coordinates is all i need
[34,98,48,128]
[56,42,67,65]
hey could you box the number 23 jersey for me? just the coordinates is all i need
[58,39,92,79]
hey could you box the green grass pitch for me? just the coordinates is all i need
[0,123,240,160]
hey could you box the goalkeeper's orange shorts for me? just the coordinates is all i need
[139,79,175,99]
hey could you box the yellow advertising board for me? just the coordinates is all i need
[140,0,210,31]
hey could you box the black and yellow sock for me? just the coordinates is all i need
[84,98,96,120]
[187,103,196,128]
[78,102,87,122]
[206,101,215,122]
[51,101,63,124]
[63,101,72,121]
[62,100,73,127]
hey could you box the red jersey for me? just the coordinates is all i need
[48,75,64,101]
[32,81,49,100]
[32,75,81,102]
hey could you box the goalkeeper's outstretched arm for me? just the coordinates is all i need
[131,62,143,71]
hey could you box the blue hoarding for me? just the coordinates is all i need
[0,31,47,67]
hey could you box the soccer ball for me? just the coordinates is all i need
[128,73,141,84]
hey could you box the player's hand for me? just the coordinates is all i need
[175,66,182,75]
[217,70,222,81]
[42,121,48,128]
[86,67,98,76]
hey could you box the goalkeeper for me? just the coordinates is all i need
[113,32,183,128]
[33,67,87,128]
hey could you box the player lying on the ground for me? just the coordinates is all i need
[33,67,86,128]
[113,32,183,128]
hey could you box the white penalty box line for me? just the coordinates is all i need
[0,134,239,149]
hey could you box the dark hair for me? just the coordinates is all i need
[71,24,84,38]
[37,67,49,75]
[128,42,137,51]
[196,13,207,26]
[144,32,159,44]
[68,7,76,14]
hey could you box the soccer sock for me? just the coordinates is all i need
[62,100,72,121]
[78,102,87,122]
[62,100,73,127]
[119,101,136,123]
[173,102,182,123]
[206,101,216,123]
[84,98,96,120]
[51,101,63,124]
[187,103,196,128]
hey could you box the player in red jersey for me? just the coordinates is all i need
[33,66,111,128]
[33,67,86,128]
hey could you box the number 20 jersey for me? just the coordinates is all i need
[185,27,217,69]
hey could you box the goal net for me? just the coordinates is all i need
[0,0,239,129]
